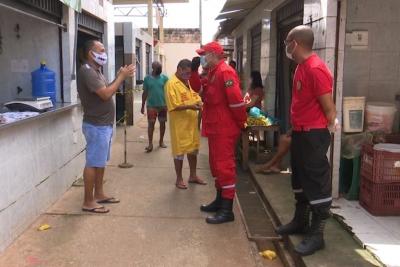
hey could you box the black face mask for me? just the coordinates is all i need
[154,69,162,75]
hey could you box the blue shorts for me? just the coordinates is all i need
[82,122,113,168]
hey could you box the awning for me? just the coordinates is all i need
[216,0,262,38]
[59,0,81,12]
[113,0,188,4]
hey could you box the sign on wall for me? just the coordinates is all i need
[59,0,81,12]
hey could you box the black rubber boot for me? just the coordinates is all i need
[200,190,222,212]
[205,198,234,224]
[294,207,330,256]
[276,203,310,235]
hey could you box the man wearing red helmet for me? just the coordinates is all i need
[196,41,247,224]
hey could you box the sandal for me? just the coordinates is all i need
[82,206,109,214]
[97,197,120,204]
[145,145,153,153]
[159,143,167,148]
[188,177,207,185]
[175,181,188,189]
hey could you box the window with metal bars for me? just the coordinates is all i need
[250,23,262,72]
[77,11,104,37]
[236,36,243,75]
[145,43,151,76]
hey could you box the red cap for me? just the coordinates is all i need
[196,41,224,55]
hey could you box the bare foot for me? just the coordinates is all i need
[188,176,207,185]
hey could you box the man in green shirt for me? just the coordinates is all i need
[141,61,169,152]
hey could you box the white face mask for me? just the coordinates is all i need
[91,51,108,66]
[200,55,208,68]
[285,41,297,61]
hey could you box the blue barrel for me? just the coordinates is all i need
[31,62,56,104]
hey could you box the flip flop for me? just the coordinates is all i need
[175,182,188,189]
[145,146,153,153]
[97,197,120,204]
[82,206,109,214]
[188,177,207,185]
[257,169,280,175]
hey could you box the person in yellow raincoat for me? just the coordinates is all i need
[165,59,207,189]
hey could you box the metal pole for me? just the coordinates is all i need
[119,110,133,168]
[199,0,203,45]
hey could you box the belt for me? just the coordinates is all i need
[292,126,327,132]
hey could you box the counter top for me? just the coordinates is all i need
[0,103,80,130]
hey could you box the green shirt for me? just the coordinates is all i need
[144,74,169,107]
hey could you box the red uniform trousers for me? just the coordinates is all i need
[208,134,240,200]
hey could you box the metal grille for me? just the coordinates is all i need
[145,43,151,76]
[17,0,62,18]
[236,36,243,74]
[250,23,261,72]
[136,38,142,80]
[277,0,304,23]
[78,11,104,34]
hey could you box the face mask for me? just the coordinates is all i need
[285,41,297,61]
[200,56,208,68]
[91,51,108,66]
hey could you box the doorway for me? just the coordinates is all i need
[275,0,304,133]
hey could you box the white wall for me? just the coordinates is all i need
[0,1,115,252]
[0,7,61,104]
[0,107,85,251]
[163,43,200,76]
[343,0,400,103]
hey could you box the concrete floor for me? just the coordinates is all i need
[0,97,283,267]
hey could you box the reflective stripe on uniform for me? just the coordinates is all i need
[229,102,245,108]
[310,197,332,205]
[222,184,235,189]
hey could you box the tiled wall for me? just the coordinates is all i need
[343,0,400,103]
[0,107,85,252]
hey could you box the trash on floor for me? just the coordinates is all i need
[259,249,277,260]
[37,224,51,231]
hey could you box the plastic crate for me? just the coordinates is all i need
[361,143,400,183]
[359,176,400,216]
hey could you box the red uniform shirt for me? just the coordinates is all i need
[189,70,202,93]
[291,53,333,128]
[202,60,247,137]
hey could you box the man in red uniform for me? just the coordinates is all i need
[196,42,247,224]
[276,26,338,256]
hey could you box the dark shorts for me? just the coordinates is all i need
[147,106,167,123]
[291,129,332,207]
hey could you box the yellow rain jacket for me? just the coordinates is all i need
[165,75,202,157]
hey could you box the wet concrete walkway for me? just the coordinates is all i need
[0,113,282,267]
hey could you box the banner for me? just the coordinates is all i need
[59,0,81,12]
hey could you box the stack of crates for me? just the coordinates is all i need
[360,135,400,215]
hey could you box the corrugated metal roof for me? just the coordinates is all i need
[216,0,262,38]
[113,0,188,4]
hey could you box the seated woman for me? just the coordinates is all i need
[256,131,292,174]
[244,71,265,109]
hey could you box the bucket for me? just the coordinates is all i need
[366,102,397,133]
[343,96,366,133]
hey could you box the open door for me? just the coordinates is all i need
[275,0,304,133]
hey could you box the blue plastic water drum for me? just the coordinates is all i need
[31,61,56,104]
